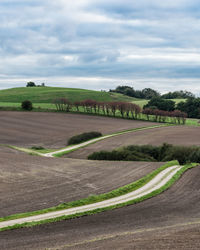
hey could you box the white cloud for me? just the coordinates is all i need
[1,0,200,93]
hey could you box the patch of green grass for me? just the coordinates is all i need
[186,118,199,126]
[0,160,178,223]
[0,162,198,232]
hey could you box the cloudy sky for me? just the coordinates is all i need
[0,0,200,94]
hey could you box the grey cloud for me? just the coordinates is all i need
[0,0,200,94]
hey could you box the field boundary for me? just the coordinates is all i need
[4,124,171,158]
[0,161,197,232]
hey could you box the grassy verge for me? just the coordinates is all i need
[0,162,198,232]
[0,161,177,224]
[30,148,56,154]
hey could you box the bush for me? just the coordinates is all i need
[88,143,200,164]
[21,100,33,110]
[31,146,44,150]
[88,149,156,162]
[68,131,102,145]
[26,82,36,87]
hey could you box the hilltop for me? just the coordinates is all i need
[0,87,140,103]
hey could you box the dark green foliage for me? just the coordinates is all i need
[31,146,44,150]
[162,90,194,99]
[21,100,33,110]
[88,150,128,161]
[144,97,175,111]
[177,97,200,118]
[88,143,200,164]
[141,88,160,99]
[110,85,160,99]
[68,131,102,145]
[26,82,36,87]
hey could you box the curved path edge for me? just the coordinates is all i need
[44,124,170,157]
[0,164,183,230]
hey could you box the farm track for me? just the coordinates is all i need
[0,165,181,229]
[66,125,200,159]
[0,147,163,216]
[0,165,199,249]
[43,124,167,157]
[0,111,200,249]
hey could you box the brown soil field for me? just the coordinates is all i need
[0,111,158,148]
[1,111,200,249]
[0,165,200,249]
[67,125,200,159]
[0,147,162,217]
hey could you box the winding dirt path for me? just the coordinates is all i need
[43,124,168,157]
[0,165,181,230]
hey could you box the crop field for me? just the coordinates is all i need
[0,111,159,147]
[0,111,200,249]
[66,125,200,159]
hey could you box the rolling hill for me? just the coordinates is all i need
[0,87,141,103]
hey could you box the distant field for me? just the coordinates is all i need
[0,87,140,103]
[133,98,186,107]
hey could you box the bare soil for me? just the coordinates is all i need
[0,147,162,217]
[0,111,158,148]
[0,166,199,249]
[67,125,200,159]
[1,111,200,249]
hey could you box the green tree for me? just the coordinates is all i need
[26,82,36,87]
[144,97,175,111]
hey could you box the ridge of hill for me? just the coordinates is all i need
[0,87,141,103]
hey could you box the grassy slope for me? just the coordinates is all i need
[0,87,186,107]
[0,87,140,103]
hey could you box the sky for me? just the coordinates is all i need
[0,0,200,94]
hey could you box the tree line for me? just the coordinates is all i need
[53,98,187,124]
[53,98,142,119]
[110,85,194,100]
[143,108,187,124]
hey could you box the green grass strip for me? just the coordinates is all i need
[0,160,177,224]
[0,162,198,232]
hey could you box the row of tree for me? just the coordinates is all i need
[110,86,160,99]
[53,98,187,124]
[143,108,187,124]
[26,82,45,87]
[53,98,142,119]
[110,85,195,100]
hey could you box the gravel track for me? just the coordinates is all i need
[66,125,200,159]
[0,166,199,249]
[0,147,163,216]
[0,165,181,229]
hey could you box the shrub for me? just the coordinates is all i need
[88,150,126,161]
[26,81,36,87]
[21,100,33,110]
[31,146,44,150]
[68,131,102,145]
[88,143,200,164]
